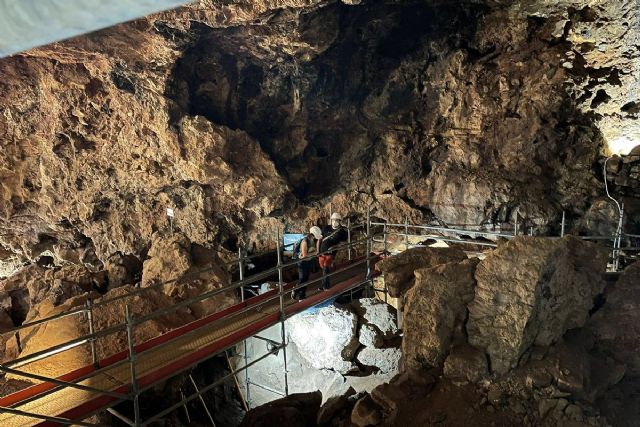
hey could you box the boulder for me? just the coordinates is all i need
[402,258,479,370]
[587,261,640,376]
[317,387,357,426]
[141,233,235,318]
[443,344,488,384]
[351,394,382,427]
[375,247,467,297]
[467,236,607,374]
[359,324,383,348]
[240,391,322,427]
[288,305,359,374]
[356,347,401,374]
[351,298,399,340]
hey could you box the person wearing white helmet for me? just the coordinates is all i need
[292,225,323,300]
[318,212,348,290]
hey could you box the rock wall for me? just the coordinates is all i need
[0,0,638,280]
[467,236,608,374]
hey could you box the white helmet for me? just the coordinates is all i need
[309,226,322,240]
[330,212,343,221]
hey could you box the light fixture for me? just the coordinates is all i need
[608,136,640,156]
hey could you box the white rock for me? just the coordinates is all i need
[351,298,398,340]
[357,347,401,374]
[359,323,383,348]
[288,305,359,374]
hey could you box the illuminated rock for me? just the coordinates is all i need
[403,258,479,370]
[288,305,359,374]
[467,236,608,375]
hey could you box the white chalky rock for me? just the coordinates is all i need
[359,323,383,348]
[357,347,401,374]
[288,305,359,374]
[351,298,399,339]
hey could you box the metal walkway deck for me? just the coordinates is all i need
[0,261,371,426]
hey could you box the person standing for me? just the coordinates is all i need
[318,212,348,290]
[292,226,323,300]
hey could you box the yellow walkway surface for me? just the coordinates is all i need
[0,264,368,427]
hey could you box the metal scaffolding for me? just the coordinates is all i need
[0,207,636,426]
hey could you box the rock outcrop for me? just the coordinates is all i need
[288,305,359,374]
[403,258,479,370]
[467,236,608,374]
[240,391,322,427]
[2,0,638,283]
[587,261,640,376]
[375,247,468,298]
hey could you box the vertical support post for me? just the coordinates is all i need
[180,389,191,423]
[125,305,140,427]
[347,218,352,261]
[514,211,519,236]
[529,227,533,236]
[382,222,388,304]
[86,298,98,367]
[366,207,372,285]
[276,229,289,396]
[238,248,250,409]
[404,217,409,251]
[614,204,624,271]
[560,210,566,237]
[189,375,216,427]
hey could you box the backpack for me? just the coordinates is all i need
[292,237,306,260]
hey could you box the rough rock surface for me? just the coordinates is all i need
[288,305,359,374]
[351,394,382,427]
[141,232,235,318]
[358,323,383,348]
[356,347,401,374]
[467,236,608,374]
[444,344,489,385]
[587,261,640,376]
[2,0,638,287]
[403,258,479,370]
[240,391,322,427]
[351,298,399,340]
[375,247,468,298]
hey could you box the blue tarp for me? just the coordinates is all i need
[283,233,305,251]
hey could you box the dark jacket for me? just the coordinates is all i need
[320,226,348,255]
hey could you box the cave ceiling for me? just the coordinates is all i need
[0,0,637,274]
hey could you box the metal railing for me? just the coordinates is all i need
[0,213,374,426]
[1,205,637,425]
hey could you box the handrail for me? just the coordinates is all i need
[370,221,515,238]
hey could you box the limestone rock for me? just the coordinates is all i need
[317,386,357,426]
[351,298,399,340]
[288,305,359,374]
[356,347,401,374]
[403,258,479,370]
[375,247,467,298]
[141,232,235,318]
[240,391,322,427]
[443,344,488,384]
[351,394,382,427]
[467,236,607,375]
[587,261,640,376]
[359,324,383,348]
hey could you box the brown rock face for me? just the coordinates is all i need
[1,0,638,278]
[240,391,323,427]
[466,236,608,374]
[376,247,468,298]
[402,258,479,370]
[587,261,640,376]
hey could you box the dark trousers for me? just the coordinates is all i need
[318,255,335,289]
[295,260,311,298]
